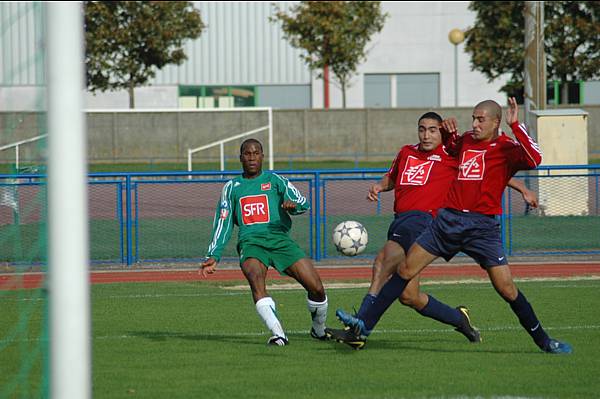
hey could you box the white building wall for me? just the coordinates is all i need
[312,2,507,108]
[152,2,311,86]
[1,1,512,110]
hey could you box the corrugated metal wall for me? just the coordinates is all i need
[0,2,309,87]
[152,2,311,86]
[0,2,45,86]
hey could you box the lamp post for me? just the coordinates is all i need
[448,28,465,107]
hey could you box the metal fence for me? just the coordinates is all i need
[1,165,599,266]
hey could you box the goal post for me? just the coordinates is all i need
[47,2,91,399]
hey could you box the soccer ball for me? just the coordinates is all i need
[332,221,368,256]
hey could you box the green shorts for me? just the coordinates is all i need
[237,234,306,274]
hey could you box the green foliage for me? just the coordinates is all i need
[465,1,600,96]
[84,2,205,107]
[272,2,388,107]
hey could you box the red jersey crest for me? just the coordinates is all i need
[400,156,434,186]
[458,150,486,180]
[240,195,270,225]
[261,183,271,191]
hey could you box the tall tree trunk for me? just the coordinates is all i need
[323,64,330,109]
[341,81,346,108]
[560,81,569,104]
[128,81,135,109]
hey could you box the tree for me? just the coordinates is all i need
[272,2,388,108]
[84,1,205,108]
[465,1,600,103]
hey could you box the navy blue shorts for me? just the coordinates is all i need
[416,208,508,268]
[387,210,433,253]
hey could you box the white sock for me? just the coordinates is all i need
[307,296,328,337]
[255,297,286,338]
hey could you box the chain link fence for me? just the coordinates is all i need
[1,166,599,266]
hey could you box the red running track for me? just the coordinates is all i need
[2,263,600,290]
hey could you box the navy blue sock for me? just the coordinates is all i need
[357,293,377,320]
[362,273,409,331]
[507,290,550,348]
[417,295,462,327]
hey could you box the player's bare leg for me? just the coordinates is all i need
[398,275,429,309]
[370,241,405,294]
[241,258,287,345]
[285,258,329,339]
[486,264,518,301]
[400,242,439,280]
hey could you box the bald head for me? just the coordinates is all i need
[474,100,502,122]
[471,100,502,141]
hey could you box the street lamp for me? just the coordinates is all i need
[448,28,465,107]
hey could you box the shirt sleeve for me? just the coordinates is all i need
[442,130,464,157]
[509,121,542,170]
[274,173,309,215]
[206,180,235,262]
[386,149,403,182]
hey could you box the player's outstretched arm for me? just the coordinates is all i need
[367,175,393,202]
[506,97,542,168]
[507,178,538,208]
[199,257,218,277]
[506,97,519,125]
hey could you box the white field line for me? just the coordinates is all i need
[3,324,599,345]
[225,275,600,291]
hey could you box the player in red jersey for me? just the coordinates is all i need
[334,98,571,354]
[328,112,537,349]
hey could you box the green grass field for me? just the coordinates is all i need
[2,278,600,398]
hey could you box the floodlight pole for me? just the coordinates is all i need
[524,1,546,138]
[448,29,465,107]
[47,2,91,399]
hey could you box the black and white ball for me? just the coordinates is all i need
[332,221,368,256]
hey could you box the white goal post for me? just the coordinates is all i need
[186,107,273,172]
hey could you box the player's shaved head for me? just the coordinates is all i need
[474,100,502,121]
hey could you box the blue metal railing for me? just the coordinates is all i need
[1,165,599,265]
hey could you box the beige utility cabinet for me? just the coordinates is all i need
[530,109,589,216]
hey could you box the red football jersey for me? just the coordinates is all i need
[387,143,458,216]
[443,121,542,215]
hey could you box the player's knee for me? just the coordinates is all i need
[398,265,415,280]
[398,292,419,309]
[306,279,326,301]
[496,282,518,302]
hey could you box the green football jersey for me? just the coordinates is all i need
[206,172,309,262]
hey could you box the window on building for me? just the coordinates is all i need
[364,75,391,108]
[583,81,600,105]
[178,85,256,108]
[255,85,311,109]
[364,73,440,108]
[396,73,439,108]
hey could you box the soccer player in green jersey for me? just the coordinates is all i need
[200,138,329,346]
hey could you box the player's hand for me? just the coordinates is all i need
[199,257,217,278]
[367,183,383,202]
[281,200,297,212]
[441,118,458,134]
[506,97,519,125]
[521,188,538,208]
